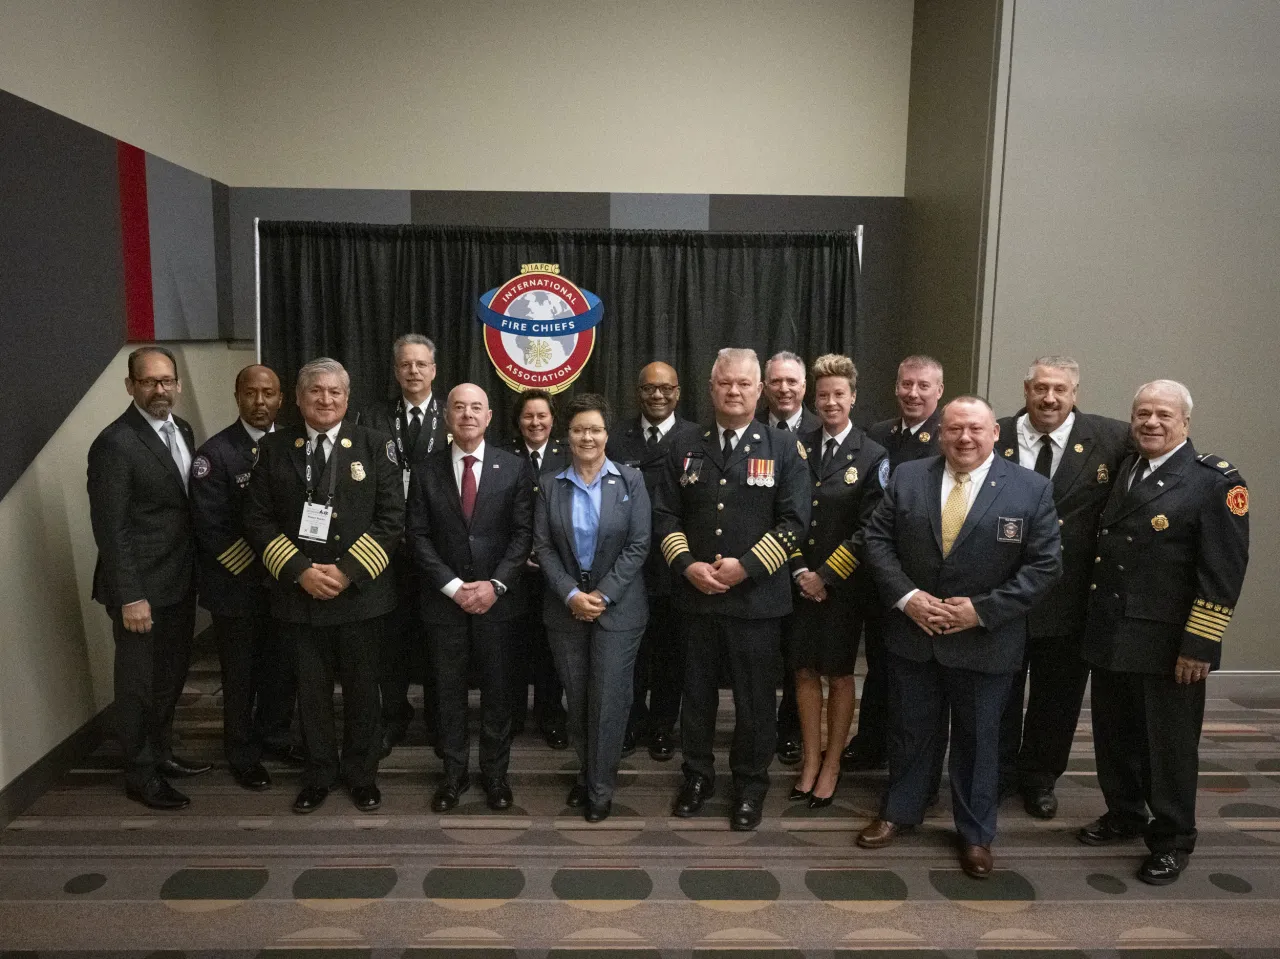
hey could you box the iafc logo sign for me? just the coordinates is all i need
[475,263,603,394]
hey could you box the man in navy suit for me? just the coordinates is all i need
[857,396,1061,877]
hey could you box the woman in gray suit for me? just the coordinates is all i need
[534,394,651,822]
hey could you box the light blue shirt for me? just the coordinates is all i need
[560,458,621,604]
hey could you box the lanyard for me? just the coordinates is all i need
[395,397,438,467]
[305,435,340,505]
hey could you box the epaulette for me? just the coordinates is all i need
[1196,454,1238,477]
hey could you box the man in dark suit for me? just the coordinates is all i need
[191,364,298,792]
[757,350,820,765]
[654,348,810,831]
[1080,380,1249,886]
[244,357,404,814]
[407,384,535,813]
[609,361,702,761]
[994,356,1131,818]
[361,334,449,758]
[857,396,1061,877]
[88,346,210,810]
[845,354,944,771]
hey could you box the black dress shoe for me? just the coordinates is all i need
[672,775,714,817]
[351,784,382,812]
[585,800,612,823]
[292,785,329,814]
[840,748,886,772]
[808,773,841,809]
[158,756,212,778]
[566,784,589,808]
[233,763,271,791]
[126,777,190,810]
[620,727,637,758]
[1078,812,1148,846]
[730,797,763,831]
[1022,785,1058,819]
[775,737,802,766]
[430,779,469,812]
[484,777,514,810]
[1138,850,1190,886]
[648,728,675,762]
[544,724,568,751]
[262,743,306,765]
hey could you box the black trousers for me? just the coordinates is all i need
[1090,666,1206,854]
[680,613,782,803]
[434,616,513,782]
[213,612,297,771]
[999,632,1091,791]
[629,592,685,734]
[509,584,566,731]
[379,578,437,738]
[848,610,888,760]
[775,612,800,741]
[284,618,383,791]
[111,594,197,790]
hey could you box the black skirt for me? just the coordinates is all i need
[787,591,864,677]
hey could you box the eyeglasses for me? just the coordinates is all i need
[132,377,179,390]
[569,426,607,438]
[639,384,677,397]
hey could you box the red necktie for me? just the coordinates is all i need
[461,454,477,522]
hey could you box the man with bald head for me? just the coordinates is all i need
[407,384,536,812]
[859,397,1061,877]
[608,361,702,760]
[1080,380,1249,886]
[192,364,299,791]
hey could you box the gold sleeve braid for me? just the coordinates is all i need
[262,534,299,580]
[1185,598,1233,643]
[661,532,690,566]
[750,532,788,575]
[217,537,255,575]
[349,533,390,579]
[824,544,858,580]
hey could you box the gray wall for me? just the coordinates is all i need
[979,0,1280,670]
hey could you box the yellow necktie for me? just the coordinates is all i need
[941,471,971,557]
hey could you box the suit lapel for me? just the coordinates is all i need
[1051,410,1091,497]
[435,449,467,525]
[598,469,623,551]
[949,457,1005,555]
[1108,444,1194,522]
[820,430,861,481]
[927,458,945,551]
[469,446,501,524]
[125,405,187,493]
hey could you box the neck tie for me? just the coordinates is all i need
[460,454,478,522]
[722,428,736,460]
[406,406,423,453]
[776,419,789,432]
[1130,458,1151,490]
[822,437,837,470]
[646,425,660,447]
[310,434,328,485]
[1034,434,1053,477]
[529,449,541,475]
[941,471,971,557]
[161,421,187,491]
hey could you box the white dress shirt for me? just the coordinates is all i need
[715,422,745,450]
[1129,440,1187,488]
[404,392,434,419]
[442,441,496,599]
[304,422,342,460]
[525,440,548,463]
[641,412,676,442]
[136,403,192,478]
[900,418,927,436]
[241,419,273,442]
[1016,411,1075,477]
[770,409,804,431]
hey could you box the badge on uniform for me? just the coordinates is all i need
[796,440,807,461]
[1096,464,1110,483]
[235,471,251,488]
[747,458,775,487]
[385,439,398,465]
[294,437,305,448]
[878,459,890,487]
[1227,485,1249,516]
[341,437,352,448]
[996,516,1024,543]
[1074,443,1085,453]
[1003,447,1014,458]
[918,432,931,443]
[192,455,211,479]
[680,454,703,486]
[844,466,858,485]
[350,461,366,482]
[1151,513,1169,531]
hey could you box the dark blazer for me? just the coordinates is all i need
[608,415,702,598]
[88,404,196,608]
[756,407,820,435]
[995,409,1131,637]
[406,442,536,625]
[534,461,651,633]
[243,420,404,625]
[867,409,942,472]
[864,454,1062,674]
[506,436,568,490]
[190,420,271,617]
[360,393,449,475]
[1082,443,1249,674]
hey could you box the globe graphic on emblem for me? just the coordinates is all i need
[500,290,577,371]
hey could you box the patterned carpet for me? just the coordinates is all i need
[3,644,1280,957]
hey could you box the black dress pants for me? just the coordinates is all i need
[380,563,436,738]
[434,616,513,782]
[629,592,685,734]
[999,632,1091,791]
[111,594,197,790]
[848,610,889,761]
[212,611,297,771]
[509,583,566,732]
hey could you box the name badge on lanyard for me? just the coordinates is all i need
[299,436,338,543]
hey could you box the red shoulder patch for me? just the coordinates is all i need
[1226,485,1249,516]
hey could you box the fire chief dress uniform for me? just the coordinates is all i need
[1083,444,1250,858]
[244,421,404,793]
[653,425,810,805]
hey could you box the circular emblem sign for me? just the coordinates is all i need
[476,264,603,394]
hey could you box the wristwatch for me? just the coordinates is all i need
[490,579,507,597]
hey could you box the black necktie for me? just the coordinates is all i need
[1034,434,1053,477]
[722,428,736,459]
[406,406,423,453]
[822,437,837,470]
[1131,458,1151,489]
[530,449,541,475]
[310,434,328,484]
[646,425,660,447]
[776,419,789,432]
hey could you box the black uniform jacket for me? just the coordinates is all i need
[789,425,888,605]
[190,420,271,617]
[756,407,820,435]
[88,404,196,608]
[406,443,536,625]
[1082,443,1249,673]
[995,408,1132,637]
[867,408,941,472]
[653,423,811,619]
[608,415,703,599]
[244,420,404,625]
[361,394,450,476]
[505,436,567,492]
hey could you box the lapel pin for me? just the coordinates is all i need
[752,433,761,440]
[294,438,305,448]
[1074,443,1084,453]
[341,437,352,448]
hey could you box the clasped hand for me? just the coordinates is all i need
[796,570,828,603]
[685,557,747,595]
[904,590,979,635]
[453,580,498,615]
[299,563,350,600]
[569,590,608,622]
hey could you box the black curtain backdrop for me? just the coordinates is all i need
[258,222,861,437]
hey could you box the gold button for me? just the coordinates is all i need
[1095,556,1101,563]
[1101,529,1108,535]
[808,538,815,545]
[815,481,822,487]
[1126,536,1133,542]
[715,529,722,536]
[1090,584,1097,590]
[1117,565,1124,571]
[715,553,723,561]
[717,503,724,510]
[811,520,818,527]
[1058,519,1064,526]
[719,478,727,485]
[812,499,819,506]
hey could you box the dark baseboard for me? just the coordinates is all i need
[0,709,109,826]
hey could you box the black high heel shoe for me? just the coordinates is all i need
[788,783,813,802]
[807,770,842,809]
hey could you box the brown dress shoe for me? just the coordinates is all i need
[856,818,912,849]
[960,843,993,878]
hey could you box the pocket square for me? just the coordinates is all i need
[622,494,630,502]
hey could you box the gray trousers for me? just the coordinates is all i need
[547,619,645,805]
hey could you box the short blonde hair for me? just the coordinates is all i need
[710,347,761,383]
[810,353,858,392]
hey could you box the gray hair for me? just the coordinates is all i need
[1134,379,1193,416]
[898,354,944,378]
[710,347,761,382]
[765,350,806,381]
[296,357,350,396]
[1025,355,1080,385]
[941,395,995,419]
[392,333,436,363]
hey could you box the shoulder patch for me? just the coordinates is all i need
[878,458,890,487]
[1197,453,1237,476]
[1227,485,1249,516]
[796,440,807,461]
[385,439,398,465]
[192,454,211,479]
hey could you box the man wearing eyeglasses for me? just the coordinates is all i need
[607,362,701,761]
[88,346,209,810]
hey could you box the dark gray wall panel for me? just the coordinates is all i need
[211,180,233,340]
[146,152,218,340]
[610,193,709,230]
[0,90,125,501]
[410,190,610,229]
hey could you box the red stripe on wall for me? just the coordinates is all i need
[117,142,154,341]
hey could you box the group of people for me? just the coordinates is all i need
[87,337,1249,888]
